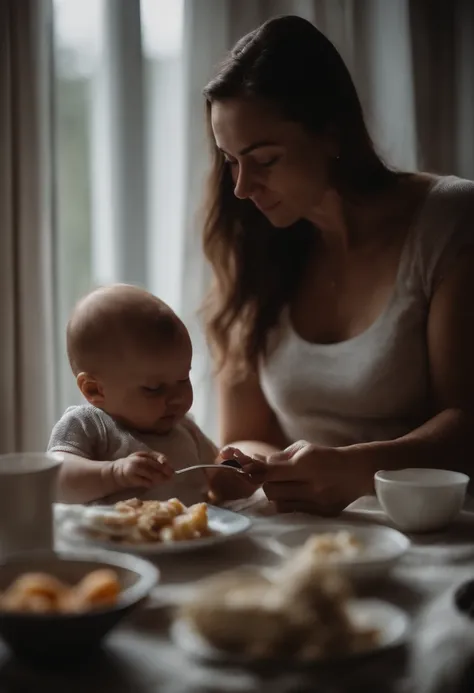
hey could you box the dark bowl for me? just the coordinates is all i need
[0,549,158,663]
[454,580,474,619]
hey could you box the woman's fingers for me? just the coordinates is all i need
[266,441,308,465]
[282,440,310,458]
[240,460,267,484]
[260,457,306,482]
[243,456,304,482]
[262,480,315,501]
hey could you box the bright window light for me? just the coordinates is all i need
[53,0,104,77]
[140,0,184,59]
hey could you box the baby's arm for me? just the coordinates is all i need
[56,452,173,504]
[48,409,172,503]
[54,453,117,504]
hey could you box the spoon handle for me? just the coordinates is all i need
[176,463,245,476]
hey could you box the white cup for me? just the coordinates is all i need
[0,453,62,558]
[375,468,469,533]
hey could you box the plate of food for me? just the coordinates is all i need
[171,560,409,666]
[55,498,252,554]
[266,522,410,579]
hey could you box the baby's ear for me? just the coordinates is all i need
[76,372,105,406]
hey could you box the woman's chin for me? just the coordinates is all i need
[266,211,301,228]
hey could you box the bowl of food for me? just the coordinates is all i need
[0,549,158,662]
[375,468,469,533]
[172,562,410,666]
[266,522,410,580]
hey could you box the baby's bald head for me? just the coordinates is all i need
[67,284,185,376]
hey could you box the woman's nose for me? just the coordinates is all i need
[234,167,254,199]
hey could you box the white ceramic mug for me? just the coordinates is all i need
[0,453,62,558]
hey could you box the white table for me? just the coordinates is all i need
[2,495,474,693]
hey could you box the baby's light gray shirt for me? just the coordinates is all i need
[48,404,218,505]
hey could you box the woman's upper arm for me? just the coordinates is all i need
[427,249,474,412]
[218,369,288,447]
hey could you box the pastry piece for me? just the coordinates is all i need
[3,572,67,600]
[164,498,187,517]
[299,531,362,560]
[137,507,172,540]
[187,503,209,535]
[0,568,121,614]
[116,497,143,511]
[69,569,121,610]
[161,514,197,542]
[0,572,67,613]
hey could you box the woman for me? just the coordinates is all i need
[203,15,474,515]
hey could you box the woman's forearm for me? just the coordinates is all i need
[345,408,474,486]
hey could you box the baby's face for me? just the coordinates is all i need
[99,332,194,434]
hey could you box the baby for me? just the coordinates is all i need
[49,284,254,505]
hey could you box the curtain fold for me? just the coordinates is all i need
[0,0,56,452]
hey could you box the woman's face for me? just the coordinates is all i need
[211,97,333,228]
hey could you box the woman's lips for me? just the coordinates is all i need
[254,201,281,213]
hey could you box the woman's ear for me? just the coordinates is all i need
[76,372,105,406]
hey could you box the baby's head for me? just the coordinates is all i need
[67,284,193,434]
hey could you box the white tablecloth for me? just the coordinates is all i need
[2,494,474,693]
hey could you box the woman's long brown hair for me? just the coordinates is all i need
[202,15,401,380]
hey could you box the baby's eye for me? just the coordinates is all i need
[142,385,166,395]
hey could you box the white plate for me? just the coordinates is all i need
[171,598,410,666]
[266,521,410,579]
[56,504,252,555]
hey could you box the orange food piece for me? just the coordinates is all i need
[73,569,121,608]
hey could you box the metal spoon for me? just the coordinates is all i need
[176,459,247,476]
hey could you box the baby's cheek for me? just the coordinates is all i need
[156,396,168,414]
[143,395,167,417]
[184,384,194,411]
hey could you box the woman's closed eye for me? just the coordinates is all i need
[224,154,280,169]
[255,155,280,168]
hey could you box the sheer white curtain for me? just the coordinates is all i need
[178,0,474,440]
[5,1,471,448]
[0,0,56,453]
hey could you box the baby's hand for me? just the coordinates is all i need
[111,451,174,489]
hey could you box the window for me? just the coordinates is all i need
[52,0,185,414]
[53,0,104,410]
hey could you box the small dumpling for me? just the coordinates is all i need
[72,569,121,609]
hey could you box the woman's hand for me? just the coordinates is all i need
[240,441,375,516]
[206,446,263,504]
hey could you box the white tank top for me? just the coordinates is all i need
[260,176,474,447]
